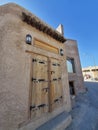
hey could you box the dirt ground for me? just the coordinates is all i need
[66,81,98,130]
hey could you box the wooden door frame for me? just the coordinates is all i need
[28,55,34,119]
[28,54,63,119]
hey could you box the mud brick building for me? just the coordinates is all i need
[65,40,85,106]
[0,3,84,130]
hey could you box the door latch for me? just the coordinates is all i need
[30,105,36,111]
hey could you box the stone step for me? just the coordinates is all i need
[36,112,72,130]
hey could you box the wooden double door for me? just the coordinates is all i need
[30,54,63,118]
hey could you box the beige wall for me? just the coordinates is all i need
[65,39,85,95]
[0,3,71,130]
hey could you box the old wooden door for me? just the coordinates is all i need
[49,58,63,111]
[30,54,49,118]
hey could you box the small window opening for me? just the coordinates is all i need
[67,58,75,73]
[69,81,75,95]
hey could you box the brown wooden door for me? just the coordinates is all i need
[30,54,49,118]
[49,58,63,111]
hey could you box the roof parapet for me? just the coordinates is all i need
[22,12,66,43]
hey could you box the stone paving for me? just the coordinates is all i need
[66,81,98,130]
[36,112,69,130]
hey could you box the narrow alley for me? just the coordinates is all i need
[66,81,98,130]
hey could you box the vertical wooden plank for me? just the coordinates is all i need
[31,54,49,118]
[31,54,37,118]
[50,58,56,110]
[48,58,53,112]
[28,55,33,119]
[50,58,63,111]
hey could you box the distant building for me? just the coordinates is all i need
[0,3,85,130]
[82,66,98,81]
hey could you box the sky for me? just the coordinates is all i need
[0,0,98,68]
